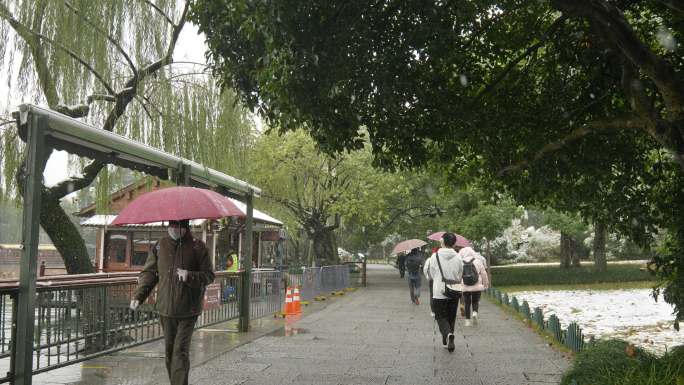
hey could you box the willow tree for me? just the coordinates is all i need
[0,0,253,273]
[247,130,374,266]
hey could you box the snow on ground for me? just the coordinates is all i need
[508,289,682,355]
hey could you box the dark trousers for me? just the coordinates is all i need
[408,272,421,302]
[160,315,198,385]
[463,291,482,319]
[433,295,460,337]
[429,280,435,312]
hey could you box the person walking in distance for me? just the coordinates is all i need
[458,247,489,326]
[397,252,407,278]
[130,219,215,385]
[404,247,424,304]
[423,233,463,353]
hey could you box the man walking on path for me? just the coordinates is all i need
[423,232,463,352]
[404,247,424,304]
[130,219,215,385]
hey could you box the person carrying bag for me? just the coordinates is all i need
[423,232,463,353]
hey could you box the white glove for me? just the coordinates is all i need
[176,268,189,282]
[129,299,140,311]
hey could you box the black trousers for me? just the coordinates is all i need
[463,291,482,319]
[429,280,434,312]
[433,295,460,337]
[160,315,199,385]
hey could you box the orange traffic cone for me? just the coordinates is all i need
[293,286,302,314]
[285,287,296,315]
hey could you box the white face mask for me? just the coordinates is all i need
[168,227,186,240]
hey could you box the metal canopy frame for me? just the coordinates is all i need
[13,104,255,385]
[17,104,261,198]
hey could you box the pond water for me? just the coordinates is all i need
[508,289,682,355]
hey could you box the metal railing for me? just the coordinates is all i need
[0,266,349,383]
[0,266,349,382]
[485,288,587,353]
[288,265,351,302]
[249,270,283,319]
[0,270,271,383]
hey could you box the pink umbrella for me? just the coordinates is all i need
[392,239,427,255]
[111,186,244,225]
[427,231,472,248]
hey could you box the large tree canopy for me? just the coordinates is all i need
[191,1,684,323]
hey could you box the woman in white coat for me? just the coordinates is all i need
[458,247,489,326]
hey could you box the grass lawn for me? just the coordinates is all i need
[491,263,657,288]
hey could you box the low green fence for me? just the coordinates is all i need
[485,288,587,353]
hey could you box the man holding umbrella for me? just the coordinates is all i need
[129,219,215,385]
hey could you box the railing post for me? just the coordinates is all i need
[14,112,47,385]
[8,293,18,381]
[239,190,254,332]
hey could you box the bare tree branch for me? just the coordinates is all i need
[54,104,89,118]
[101,0,190,132]
[0,120,18,129]
[47,1,192,201]
[87,94,117,103]
[64,1,138,77]
[552,0,684,117]
[49,159,105,199]
[133,95,154,120]
[475,15,567,101]
[140,0,175,26]
[498,116,647,176]
[27,29,116,95]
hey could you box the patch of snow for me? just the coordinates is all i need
[508,289,681,355]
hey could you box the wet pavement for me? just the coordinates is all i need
[33,264,570,385]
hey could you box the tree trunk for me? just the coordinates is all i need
[570,237,581,267]
[593,221,607,272]
[560,232,570,268]
[40,191,94,273]
[17,154,94,274]
[485,239,494,266]
[311,227,339,266]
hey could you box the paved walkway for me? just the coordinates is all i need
[34,264,570,385]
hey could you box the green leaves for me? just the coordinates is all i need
[193,0,684,321]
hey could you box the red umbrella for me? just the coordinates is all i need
[427,231,472,248]
[111,186,244,225]
[392,239,427,255]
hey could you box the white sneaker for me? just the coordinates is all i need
[430,312,435,318]
[464,319,472,327]
[472,311,478,324]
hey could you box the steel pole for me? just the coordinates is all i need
[14,114,46,385]
[239,191,254,331]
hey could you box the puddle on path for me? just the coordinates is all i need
[269,326,309,337]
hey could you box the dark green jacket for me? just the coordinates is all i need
[134,232,215,317]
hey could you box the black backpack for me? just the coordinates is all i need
[461,258,478,286]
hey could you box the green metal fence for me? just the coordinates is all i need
[485,288,587,353]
